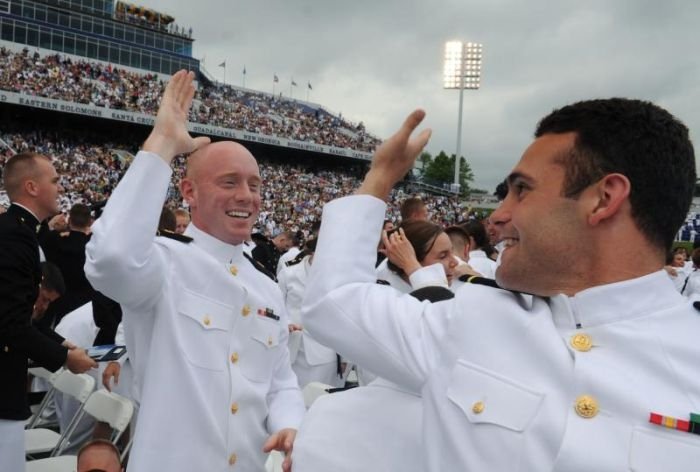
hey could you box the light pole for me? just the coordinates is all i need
[443,41,482,193]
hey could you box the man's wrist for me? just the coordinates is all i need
[356,169,394,201]
[142,133,176,164]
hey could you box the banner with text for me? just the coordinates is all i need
[0,91,372,161]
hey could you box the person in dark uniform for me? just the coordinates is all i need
[37,203,95,327]
[251,230,295,275]
[0,151,96,471]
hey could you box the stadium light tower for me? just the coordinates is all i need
[443,41,483,192]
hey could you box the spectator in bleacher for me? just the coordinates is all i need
[85,71,304,472]
[0,152,96,472]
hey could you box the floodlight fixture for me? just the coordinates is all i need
[443,40,483,189]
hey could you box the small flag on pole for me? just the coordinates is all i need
[218,61,226,67]
[273,74,279,83]
[291,79,298,87]
[243,66,246,75]
[308,82,312,90]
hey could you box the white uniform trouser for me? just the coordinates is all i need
[0,419,25,472]
[292,353,343,389]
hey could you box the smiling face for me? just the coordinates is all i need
[490,132,590,295]
[421,232,459,285]
[180,142,261,245]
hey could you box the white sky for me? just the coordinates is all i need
[144,0,700,191]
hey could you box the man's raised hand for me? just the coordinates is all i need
[143,70,211,162]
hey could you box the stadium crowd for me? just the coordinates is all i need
[0,130,476,239]
[0,47,381,152]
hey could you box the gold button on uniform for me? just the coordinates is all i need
[229,265,238,276]
[203,315,211,326]
[228,453,237,465]
[570,333,593,352]
[231,402,239,414]
[472,401,485,414]
[267,336,273,346]
[241,305,251,317]
[575,395,599,418]
[230,352,239,364]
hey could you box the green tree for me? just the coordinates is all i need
[423,151,474,193]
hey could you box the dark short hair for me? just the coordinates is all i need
[494,179,508,201]
[400,197,426,221]
[536,98,696,250]
[40,261,65,295]
[387,220,443,277]
[460,220,493,253]
[158,207,176,232]
[69,204,91,229]
[444,225,470,247]
[692,248,700,267]
[2,152,50,200]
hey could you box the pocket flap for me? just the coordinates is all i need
[447,360,543,432]
[630,427,700,471]
[251,317,280,349]
[177,289,232,331]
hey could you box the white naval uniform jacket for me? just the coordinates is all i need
[85,152,304,472]
[277,256,336,366]
[302,195,700,472]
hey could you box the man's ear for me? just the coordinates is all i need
[180,178,195,207]
[588,173,631,226]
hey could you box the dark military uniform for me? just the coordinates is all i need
[37,223,94,327]
[0,204,67,422]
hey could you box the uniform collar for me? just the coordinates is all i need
[184,223,244,263]
[549,270,685,329]
[8,203,40,229]
[469,250,488,258]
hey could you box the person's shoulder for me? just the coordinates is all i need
[155,229,193,244]
[244,252,277,282]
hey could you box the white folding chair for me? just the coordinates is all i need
[26,368,63,429]
[302,381,332,409]
[27,389,134,472]
[25,371,95,457]
[265,450,285,472]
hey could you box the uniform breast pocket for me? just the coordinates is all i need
[629,427,700,471]
[239,316,281,383]
[447,359,544,433]
[176,290,232,372]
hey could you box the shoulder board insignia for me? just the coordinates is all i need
[458,275,500,287]
[243,252,277,282]
[156,229,193,243]
[459,275,530,295]
[285,250,308,267]
[376,279,391,286]
[410,286,454,302]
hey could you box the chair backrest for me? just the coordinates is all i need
[53,389,133,457]
[52,371,96,403]
[25,368,65,429]
[83,390,134,434]
[28,367,55,382]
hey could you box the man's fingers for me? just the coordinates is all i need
[397,109,427,140]
[262,433,277,452]
[192,136,211,151]
[410,128,433,153]
[168,70,188,102]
